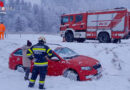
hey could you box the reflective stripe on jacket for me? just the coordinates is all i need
[26,43,53,66]
[34,62,48,66]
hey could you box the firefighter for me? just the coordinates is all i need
[22,40,32,80]
[0,22,5,40]
[26,36,53,89]
[62,36,66,42]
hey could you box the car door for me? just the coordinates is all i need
[47,53,66,76]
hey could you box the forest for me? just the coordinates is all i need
[3,0,130,34]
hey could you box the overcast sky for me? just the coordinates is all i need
[22,0,41,5]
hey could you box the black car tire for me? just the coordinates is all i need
[63,70,79,81]
[16,65,24,72]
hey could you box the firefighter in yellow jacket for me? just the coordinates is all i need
[26,36,53,89]
[0,22,5,40]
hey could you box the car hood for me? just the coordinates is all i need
[66,55,99,66]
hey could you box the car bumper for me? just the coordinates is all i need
[8,61,14,70]
[79,68,102,81]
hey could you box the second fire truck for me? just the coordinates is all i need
[60,7,130,43]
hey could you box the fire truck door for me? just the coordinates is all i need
[87,14,98,38]
[61,16,70,30]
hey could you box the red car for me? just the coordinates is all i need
[9,47,102,81]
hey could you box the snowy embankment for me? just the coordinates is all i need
[0,34,130,90]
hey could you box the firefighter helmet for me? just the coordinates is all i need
[38,36,46,43]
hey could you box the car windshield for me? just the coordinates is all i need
[54,47,79,60]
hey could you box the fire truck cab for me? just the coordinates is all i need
[60,7,130,43]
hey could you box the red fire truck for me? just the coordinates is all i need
[60,7,130,43]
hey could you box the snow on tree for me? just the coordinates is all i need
[4,0,130,33]
[15,16,25,32]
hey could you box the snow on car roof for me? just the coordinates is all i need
[46,43,62,50]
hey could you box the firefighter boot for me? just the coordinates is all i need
[62,37,66,42]
[39,85,45,90]
[28,83,35,88]
[24,77,29,81]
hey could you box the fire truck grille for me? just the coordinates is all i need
[93,63,101,69]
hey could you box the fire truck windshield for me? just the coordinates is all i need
[61,16,69,25]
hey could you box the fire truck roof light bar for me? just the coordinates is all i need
[87,7,127,13]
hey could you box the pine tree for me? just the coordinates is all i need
[15,0,21,11]
[15,16,24,32]
[33,4,39,15]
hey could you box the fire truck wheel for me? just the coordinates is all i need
[65,32,74,42]
[98,33,111,43]
[113,39,121,43]
[76,38,86,43]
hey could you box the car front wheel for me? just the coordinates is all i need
[63,70,79,81]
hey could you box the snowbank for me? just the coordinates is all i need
[0,34,130,90]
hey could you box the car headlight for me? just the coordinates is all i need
[81,66,92,70]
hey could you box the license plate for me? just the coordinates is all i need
[93,73,102,80]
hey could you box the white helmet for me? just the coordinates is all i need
[38,36,46,43]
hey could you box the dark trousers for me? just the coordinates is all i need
[24,67,30,80]
[29,66,48,88]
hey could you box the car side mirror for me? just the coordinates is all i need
[51,57,60,61]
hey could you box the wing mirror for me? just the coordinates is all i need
[51,57,60,61]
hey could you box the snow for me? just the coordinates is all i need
[0,34,130,90]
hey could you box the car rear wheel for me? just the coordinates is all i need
[63,70,79,81]
[16,65,24,72]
